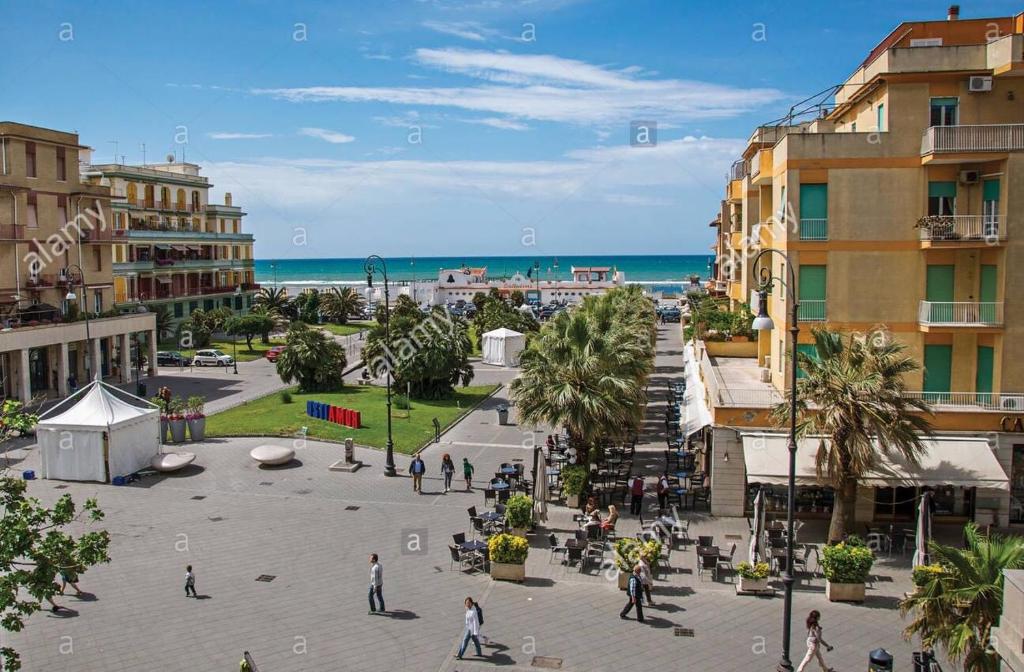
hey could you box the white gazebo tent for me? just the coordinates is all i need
[36,380,161,483]
[481,328,526,367]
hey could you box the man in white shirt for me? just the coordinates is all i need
[368,554,385,614]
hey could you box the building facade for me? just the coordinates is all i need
[0,122,157,402]
[81,161,258,327]
[699,9,1024,527]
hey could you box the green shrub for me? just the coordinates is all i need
[912,563,945,586]
[280,390,293,404]
[488,533,529,564]
[394,394,411,410]
[736,561,770,580]
[504,494,533,529]
[821,541,875,583]
[614,537,662,572]
[561,465,588,497]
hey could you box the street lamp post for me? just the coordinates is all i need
[64,264,93,382]
[365,254,397,477]
[232,286,240,374]
[750,248,800,672]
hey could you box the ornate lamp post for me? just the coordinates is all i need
[64,264,94,381]
[232,286,241,374]
[750,248,800,672]
[365,254,396,477]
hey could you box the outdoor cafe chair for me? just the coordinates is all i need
[497,489,511,504]
[467,506,478,519]
[698,535,714,548]
[471,516,487,538]
[718,543,737,573]
[698,550,719,581]
[565,544,584,573]
[548,534,568,564]
[495,503,507,515]
[449,544,484,573]
[484,488,496,506]
[452,532,467,546]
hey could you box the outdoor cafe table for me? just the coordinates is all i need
[500,465,517,476]
[490,481,510,491]
[460,540,488,554]
[480,511,503,523]
[550,453,569,464]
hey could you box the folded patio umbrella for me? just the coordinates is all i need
[913,490,933,567]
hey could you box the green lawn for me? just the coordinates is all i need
[317,321,376,337]
[159,338,286,363]
[205,383,498,453]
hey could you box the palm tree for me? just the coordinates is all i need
[776,327,933,542]
[510,288,654,461]
[254,286,289,315]
[900,523,1024,671]
[320,286,365,324]
[147,304,173,341]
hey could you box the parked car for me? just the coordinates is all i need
[156,350,192,367]
[661,308,682,323]
[265,345,287,362]
[193,349,234,367]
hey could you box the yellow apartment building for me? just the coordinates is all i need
[81,160,258,328]
[0,122,157,402]
[698,7,1024,528]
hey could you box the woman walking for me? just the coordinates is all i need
[456,596,483,660]
[441,454,456,493]
[462,457,475,490]
[796,610,835,672]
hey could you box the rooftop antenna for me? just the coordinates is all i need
[107,140,119,164]
[140,143,146,166]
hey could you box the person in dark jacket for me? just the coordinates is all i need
[619,566,645,622]
[409,454,426,493]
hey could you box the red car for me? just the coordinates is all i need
[265,345,287,362]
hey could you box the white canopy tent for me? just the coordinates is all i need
[481,327,526,367]
[36,380,161,483]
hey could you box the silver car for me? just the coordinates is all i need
[192,349,234,367]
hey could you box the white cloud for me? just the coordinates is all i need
[254,48,784,124]
[298,127,356,144]
[462,117,529,131]
[422,20,493,41]
[208,132,273,140]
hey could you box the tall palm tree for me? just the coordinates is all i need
[254,286,289,316]
[775,327,933,542]
[320,286,365,324]
[146,304,173,340]
[901,523,1024,671]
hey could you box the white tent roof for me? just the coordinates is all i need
[482,327,524,338]
[38,380,159,431]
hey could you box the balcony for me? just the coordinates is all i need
[904,391,1024,413]
[699,347,783,409]
[918,301,1003,327]
[916,215,1004,244]
[797,300,826,322]
[729,160,748,181]
[124,198,205,213]
[921,124,1024,156]
[24,274,59,289]
[798,218,828,241]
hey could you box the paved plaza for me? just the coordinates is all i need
[2,325,951,671]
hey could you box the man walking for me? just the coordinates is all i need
[368,553,385,614]
[629,475,645,516]
[409,453,426,493]
[619,565,645,622]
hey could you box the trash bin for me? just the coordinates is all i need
[345,438,354,464]
[137,382,146,397]
[869,648,894,671]
[913,650,935,671]
[497,405,509,425]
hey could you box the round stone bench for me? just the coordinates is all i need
[151,452,196,472]
[250,444,296,466]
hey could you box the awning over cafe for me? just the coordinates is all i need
[741,434,1009,491]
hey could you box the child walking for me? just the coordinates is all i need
[185,565,197,598]
[462,457,475,490]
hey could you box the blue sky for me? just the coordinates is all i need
[3,0,1020,258]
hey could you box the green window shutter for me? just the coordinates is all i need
[796,343,816,379]
[980,265,997,302]
[799,184,828,219]
[976,346,994,396]
[928,181,957,199]
[925,265,954,302]
[877,104,885,131]
[798,266,827,300]
[983,178,1000,202]
[923,344,953,399]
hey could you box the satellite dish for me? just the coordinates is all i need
[165,153,175,163]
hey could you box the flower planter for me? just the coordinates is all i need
[187,417,206,441]
[825,580,866,602]
[738,576,770,593]
[566,493,581,509]
[160,418,169,443]
[511,527,529,538]
[168,419,187,443]
[490,561,525,583]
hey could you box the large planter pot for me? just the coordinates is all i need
[825,580,866,602]
[160,418,169,443]
[738,576,770,593]
[566,493,581,509]
[168,419,187,443]
[187,417,206,441]
[490,561,525,583]
[510,527,529,538]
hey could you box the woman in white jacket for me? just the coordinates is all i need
[456,596,483,660]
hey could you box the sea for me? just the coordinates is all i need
[255,255,712,295]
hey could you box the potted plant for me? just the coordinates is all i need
[561,465,588,509]
[167,396,187,443]
[185,395,206,441]
[504,494,533,537]
[613,538,662,590]
[736,561,771,593]
[822,537,875,602]
[488,533,528,582]
[151,395,170,443]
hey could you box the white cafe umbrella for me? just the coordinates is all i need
[749,488,766,565]
[533,456,549,522]
[913,490,933,567]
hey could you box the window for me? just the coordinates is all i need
[57,196,68,225]
[189,300,198,313]
[851,122,857,133]
[799,184,828,240]
[26,193,38,228]
[93,247,102,271]
[174,302,184,318]
[144,184,155,208]
[192,190,200,210]
[25,142,36,177]
[160,187,170,207]
[797,265,827,321]
[93,291,102,314]
[983,178,1000,237]
[876,104,885,132]
[928,181,957,216]
[176,188,186,210]
[930,97,958,126]
[126,182,137,202]
[56,147,66,181]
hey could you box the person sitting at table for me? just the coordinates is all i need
[583,509,602,529]
[600,504,619,532]
[546,435,555,451]
[584,496,599,517]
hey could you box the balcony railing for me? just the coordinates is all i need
[79,228,112,242]
[916,214,1005,243]
[918,301,1003,326]
[921,124,1024,154]
[797,300,826,322]
[750,150,762,179]
[798,218,828,241]
[124,198,205,213]
[24,274,58,289]
[729,160,748,181]
[904,391,1024,412]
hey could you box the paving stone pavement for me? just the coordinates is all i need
[2,325,955,671]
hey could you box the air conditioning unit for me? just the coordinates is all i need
[959,170,981,184]
[969,76,993,92]
[763,355,772,369]
[1000,395,1024,411]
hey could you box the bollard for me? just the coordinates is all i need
[345,438,354,463]
[869,648,893,672]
